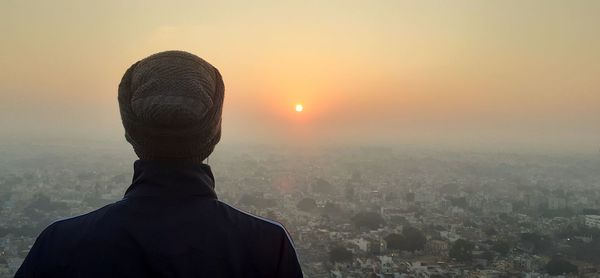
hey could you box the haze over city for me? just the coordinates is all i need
[1,0,599,152]
[3,1,600,277]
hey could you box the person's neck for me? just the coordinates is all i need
[139,156,206,165]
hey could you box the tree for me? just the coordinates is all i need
[296,198,317,212]
[384,192,397,202]
[239,194,276,209]
[384,233,406,250]
[311,178,335,194]
[449,196,467,209]
[481,250,495,261]
[403,226,426,251]
[329,246,353,263]
[351,211,385,230]
[449,239,474,262]
[483,227,497,236]
[546,258,577,275]
[385,227,426,252]
[520,232,553,253]
[491,240,510,256]
[440,183,459,194]
[321,202,343,218]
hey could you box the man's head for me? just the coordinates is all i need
[118,50,224,163]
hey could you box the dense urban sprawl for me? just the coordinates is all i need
[1,142,599,277]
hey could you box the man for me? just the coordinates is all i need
[16,50,303,277]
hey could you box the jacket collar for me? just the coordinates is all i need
[124,159,217,199]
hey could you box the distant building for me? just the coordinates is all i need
[425,239,448,255]
[352,238,370,252]
[548,196,568,210]
[584,215,600,228]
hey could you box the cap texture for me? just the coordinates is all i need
[118,50,224,162]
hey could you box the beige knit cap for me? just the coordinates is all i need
[118,50,224,162]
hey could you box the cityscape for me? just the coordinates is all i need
[1,141,599,277]
[3,1,600,277]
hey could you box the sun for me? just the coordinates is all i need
[295,104,304,112]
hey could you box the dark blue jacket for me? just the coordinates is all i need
[16,160,303,277]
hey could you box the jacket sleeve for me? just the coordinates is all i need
[274,227,303,278]
[14,224,56,277]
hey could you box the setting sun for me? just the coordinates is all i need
[295,104,303,112]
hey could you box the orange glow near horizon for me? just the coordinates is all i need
[1,1,599,150]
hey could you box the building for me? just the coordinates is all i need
[584,215,600,229]
[425,240,449,255]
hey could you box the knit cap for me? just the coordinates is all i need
[118,50,224,163]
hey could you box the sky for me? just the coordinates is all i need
[1,0,599,152]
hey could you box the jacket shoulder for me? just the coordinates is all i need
[215,201,302,277]
[44,201,122,234]
[15,202,123,277]
[216,201,292,238]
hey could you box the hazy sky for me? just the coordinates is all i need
[1,1,599,152]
